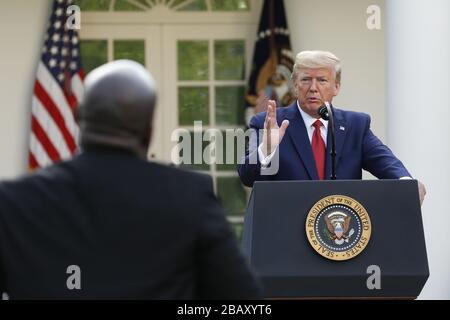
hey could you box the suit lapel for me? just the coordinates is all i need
[285,104,319,180]
[325,108,348,179]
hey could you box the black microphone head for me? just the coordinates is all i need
[318,104,329,120]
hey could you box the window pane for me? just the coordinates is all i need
[178,131,210,171]
[215,86,245,126]
[80,40,108,74]
[114,40,145,65]
[211,0,250,11]
[178,87,209,125]
[217,177,247,217]
[214,40,245,80]
[114,0,144,11]
[178,41,209,81]
[177,0,207,11]
[76,0,110,11]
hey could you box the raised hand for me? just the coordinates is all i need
[261,100,289,157]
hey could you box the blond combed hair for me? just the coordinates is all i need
[291,50,341,84]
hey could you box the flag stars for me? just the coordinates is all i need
[70,62,77,70]
[63,35,69,43]
[54,21,62,29]
[61,48,68,56]
[50,46,59,55]
[257,28,291,40]
[49,59,57,68]
[57,73,65,82]
[60,61,67,68]
[55,8,63,16]
[274,28,288,35]
[72,49,78,57]
[71,37,78,45]
[52,34,61,42]
[259,29,276,39]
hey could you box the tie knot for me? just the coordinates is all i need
[313,119,322,129]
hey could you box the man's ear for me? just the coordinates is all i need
[333,82,341,97]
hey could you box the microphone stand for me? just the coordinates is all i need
[318,102,337,180]
[325,102,337,180]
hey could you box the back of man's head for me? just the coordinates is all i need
[78,60,157,158]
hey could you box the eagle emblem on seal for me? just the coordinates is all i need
[324,212,355,245]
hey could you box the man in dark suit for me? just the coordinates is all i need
[238,50,426,204]
[0,60,261,299]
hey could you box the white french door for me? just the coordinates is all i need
[161,24,255,161]
[78,17,258,233]
[78,25,164,161]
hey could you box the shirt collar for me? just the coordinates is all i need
[297,100,328,129]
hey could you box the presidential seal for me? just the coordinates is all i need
[305,195,371,261]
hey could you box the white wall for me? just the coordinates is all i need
[386,0,450,300]
[0,0,50,179]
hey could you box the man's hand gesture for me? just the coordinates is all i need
[261,99,289,157]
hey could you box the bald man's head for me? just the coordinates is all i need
[78,60,157,158]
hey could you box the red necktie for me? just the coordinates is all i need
[312,120,325,180]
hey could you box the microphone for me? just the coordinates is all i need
[318,102,336,180]
[318,104,329,120]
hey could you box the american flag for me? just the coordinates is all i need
[29,0,84,170]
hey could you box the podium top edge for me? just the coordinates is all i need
[253,179,417,185]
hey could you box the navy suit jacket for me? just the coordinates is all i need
[238,102,411,187]
[0,148,261,299]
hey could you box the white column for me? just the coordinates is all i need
[386,0,450,299]
[0,0,50,178]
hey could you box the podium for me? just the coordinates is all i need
[242,180,429,299]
